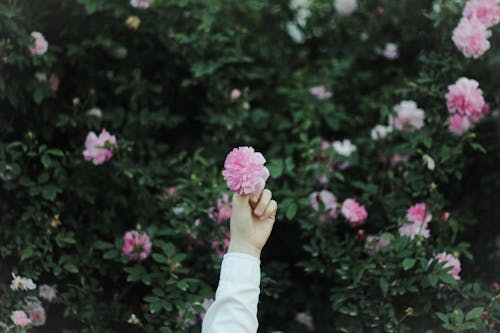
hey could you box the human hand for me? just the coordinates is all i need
[227,189,277,258]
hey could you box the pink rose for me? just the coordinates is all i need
[446,77,486,118]
[389,100,425,131]
[230,89,241,100]
[399,203,432,239]
[390,154,409,167]
[452,17,491,58]
[433,252,461,281]
[26,303,46,326]
[448,114,472,135]
[365,235,391,255]
[29,32,48,55]
[334,0,357,15]
[463,0,500,28]
[309,85,332,100]
[83,129,117,165]
[11,310,31,327]
[222,147,270,195]
[216,193,232,223]
[341,198,368,227]
[122,230,152,261]
[441,212,450,222]
[49,74,60,92]
[310,190,338,221]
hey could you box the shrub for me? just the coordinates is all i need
[1,0,499,332]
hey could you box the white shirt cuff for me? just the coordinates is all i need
[220,252,261,287]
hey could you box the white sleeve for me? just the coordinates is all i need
[201,252,260,333]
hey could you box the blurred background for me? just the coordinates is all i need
[1,0,500,332]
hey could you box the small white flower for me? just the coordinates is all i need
[35,72,47,82]
[39,285,57,302]
[383,43,399,60]
[172,206,185,215]
[332,139,357,157]
[370,124,393,140]
[10,273,36,291]
[295,312,314,330]
[422,154,435,171]
[86,107,103,118]
[128,314,140,325]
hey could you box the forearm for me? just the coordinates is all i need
[201,253,261,333]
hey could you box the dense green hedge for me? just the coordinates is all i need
[1,0,500,332]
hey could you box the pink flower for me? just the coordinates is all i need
[11,310,31,327]
[216,193,232,223]
[222,147,270,195]
[470,102,490,122]
[365,235,391,255]
[211,232,230,258]
[335,0,357,15]
[310,190,338,221]
[309,85,332,100]
[434,252,461,281]
[446,77,486,118]
[165,186,176,197]
[83,129,117,165]
[389,100,425,131]
[452,17,491,58]
[341,199,368,227]
[26,303,46,326]
[463,0,500,28]
[49,74,59,92]
[122,230,152,261]
[199,298,214,320]
[399,203,432,239]
[390,154,409,167]
[448,114,472,135]
[29,32,48,55]
[441,212,451,222]
[130,0,154,8]
[230,89,241,100]
[383,43,399,60]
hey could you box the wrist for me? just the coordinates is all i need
[227,240,261,258]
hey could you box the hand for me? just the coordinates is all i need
[228,189,278,258]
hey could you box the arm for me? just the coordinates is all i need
[202,190,278,333]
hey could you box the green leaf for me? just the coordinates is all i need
[64,264,79,273]
[47,149,64,157]
[94,241,113,250]
[41,155,52,168]
[41,185,59,201]
[379,278,389,297]
[465,307,484,321]
[435,312,449,324]
[267,159,284,178]
[439,272,458,285]
[402,258,416,270]
[176,280,189,291]
[21,246,34,261]
[152,253,167,263]
[286,202,297,220]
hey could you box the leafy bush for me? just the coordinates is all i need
[1,0,500,332]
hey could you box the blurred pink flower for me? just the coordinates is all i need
[211,232,230,258]
[222,147,270,195]
[389,100,425,131]
[463,0,500,28]
[446,78,486,118]
[310,190,338,221]
[217,193,232,223]
[452,17,491,58]
[390,154,409,167]
[11,310,31,327]
[165,186,176,197]
[122,230,152,261]
[230,89,241,100]
[30,32,48,55]
[130,0,154,8]
[365,235,390,255]
[26,303,46,326]
[335,0,357,15]
[83,129,117,165]
[470,102,490,122]
[448,114,472,135]
[383,43,399,60]
[399,203,431,239]
[309,85,332,100]
[49,74,59,92]
[434,252,461,280]
[341,199,368,227]
[441,212,450,222]
[199,298,214,320]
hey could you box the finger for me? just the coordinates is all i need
[261,200,277,222]
[232,193,250,209]
[249,191,262,208]
[254,189,272,217]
